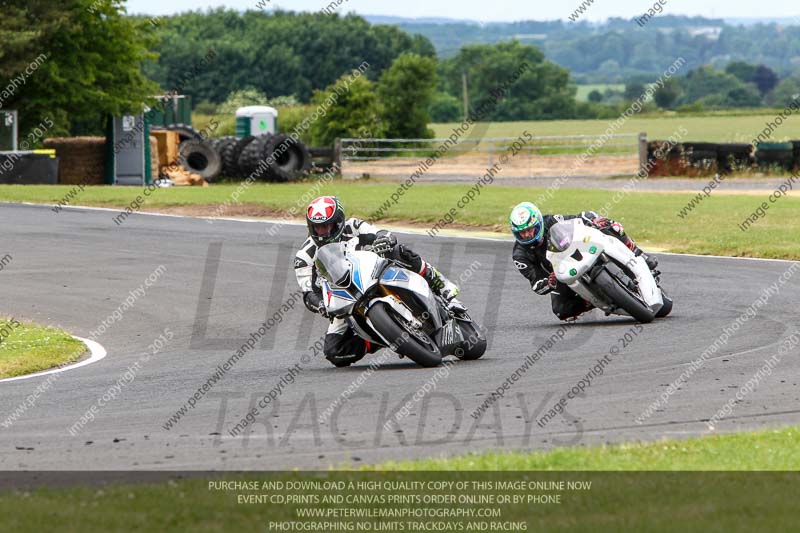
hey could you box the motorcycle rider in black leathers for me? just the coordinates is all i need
[510,202,658,321]
[295,196,459,367]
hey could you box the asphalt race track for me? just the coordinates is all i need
[1,203,799,471]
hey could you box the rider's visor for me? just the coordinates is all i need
[313,222,334,237]
[518,226,538,241]
[514,220,542,244]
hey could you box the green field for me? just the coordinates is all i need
[6,182,799,260]
[194,108,795,145]
[433,113,799,143]
[0,318,85,378]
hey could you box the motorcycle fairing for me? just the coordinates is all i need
[547,219,663,315]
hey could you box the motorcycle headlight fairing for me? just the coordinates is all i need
[548,222,574,253]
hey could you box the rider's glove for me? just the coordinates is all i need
[591,216,611,230]
[592,216,624,236]
[303,291,328,318]
[371,231,397,256]
[532,273,556,295]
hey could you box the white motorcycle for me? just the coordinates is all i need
[315,241,486,367]
[546,219,672,323]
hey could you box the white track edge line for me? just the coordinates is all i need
[0,336,107,384]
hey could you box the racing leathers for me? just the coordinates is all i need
[294,218,456,366]
[512,211,657,320]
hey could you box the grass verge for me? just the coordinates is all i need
[0,318,86,378]
[3,181,798,260]
[368,426,800,471]
[0,429,798,532]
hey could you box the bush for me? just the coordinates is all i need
[676,102,706,113]
[624,82,646,100]
[268,95,300,107]
[439,41,577,121]
[429,92,462,122]
[275,104,315,143]
[677,66,762,107]
[194,100,218,115]
[218,88,270,115]
[193,113,235,137]
[766,77,800,107]
[602,87,626,104]
[308,75,384,148]
[696,85,762,108]
[378,53,437,139]
[574,101,628,120]
[654,78,680,109]
[587,90,603,103]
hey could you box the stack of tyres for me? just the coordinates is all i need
[755,142,794,171]
[202,134,314,181]
[790,140,800,170]
[178,139,222,181]
[716,143,753,174]
[237,135,271,179]
[683,142,718,172]
[262,133,312,182]
[213,136,239,178]
[646,140,686,176]
[224,136,257,179]
[153,123,223,181]
[677,142,717,176]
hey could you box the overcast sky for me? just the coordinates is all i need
[125,0,799,23]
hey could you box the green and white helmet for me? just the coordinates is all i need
[509,202,544,245]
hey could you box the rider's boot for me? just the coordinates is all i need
[422,263,459,302]
[561,299,594,322]
[325,338,379,368]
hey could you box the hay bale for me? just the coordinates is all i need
[149,136,160,180]
[164,168,208,187]
[151,130,180,168]
[43,137,106,185]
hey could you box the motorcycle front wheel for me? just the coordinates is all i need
[367,302,442,367]
[656,289,673,318]
[595,269,656,323]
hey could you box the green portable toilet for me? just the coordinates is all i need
[235,106,278,139]
[0,111,17,151]
[105,113,152,186]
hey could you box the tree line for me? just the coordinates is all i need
[2,4,800,147]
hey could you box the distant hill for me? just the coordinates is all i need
[364,15,800,28]
[725,17,800,26]
[367,15,800,82]
[363,15,480,25]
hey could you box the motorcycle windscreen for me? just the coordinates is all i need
[548,220,576,253]
[315,242,352,288]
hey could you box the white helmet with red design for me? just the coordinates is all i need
[306,196,346,246]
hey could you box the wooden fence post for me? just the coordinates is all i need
[638,132,648,175]
[333,138,342,174]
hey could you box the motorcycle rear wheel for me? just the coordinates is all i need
[455,320,487,360]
